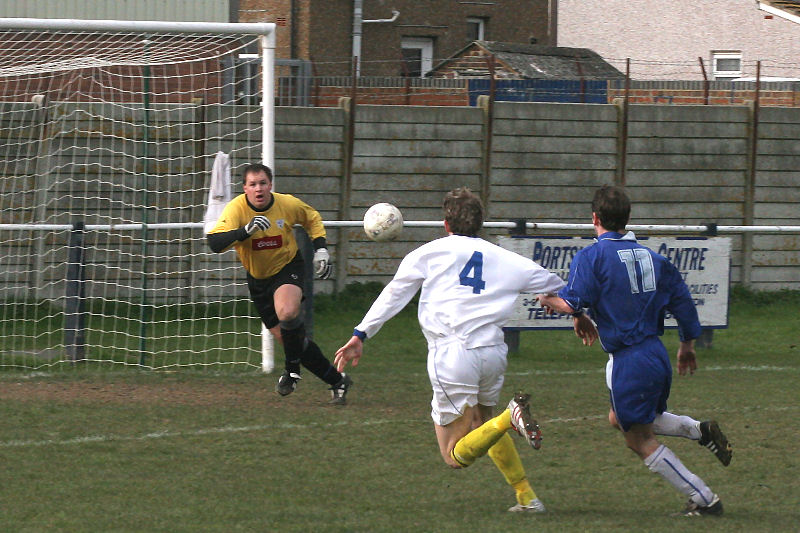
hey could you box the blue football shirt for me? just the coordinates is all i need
[558,231,702,353]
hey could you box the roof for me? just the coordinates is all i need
[761,0,800,17]
[430,41,625,80]
[759,0,800,20]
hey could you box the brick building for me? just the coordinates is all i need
[239,0,553,76]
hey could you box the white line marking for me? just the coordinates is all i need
[3,404,797,449]
[2,364,796,382]
[1,365,797,449]
[507,364,799,377]
[0,419,396,448]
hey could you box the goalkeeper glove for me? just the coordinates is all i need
[313,248,332,279]
[244,216,271,235]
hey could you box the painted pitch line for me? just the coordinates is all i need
[2,364,797,382]
[509,364,800,376]
[377,365,800,378]
[3,404,797,450]
[1,416,603,449]
[1,365,796,449]
[0,419,397,449]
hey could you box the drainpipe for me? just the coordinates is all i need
[352,0,399,76]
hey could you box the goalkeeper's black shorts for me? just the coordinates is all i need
[247,252,306,329]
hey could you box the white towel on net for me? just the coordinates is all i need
[204,151,232,233]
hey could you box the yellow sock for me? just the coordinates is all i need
[489,433,537,505]
[451,409,513,467]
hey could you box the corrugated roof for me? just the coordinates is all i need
[431,41,625,80]
[762,0,800,18]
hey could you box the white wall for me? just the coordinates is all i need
[558,0,800,80]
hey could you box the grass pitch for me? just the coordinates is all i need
[1,287,798,532]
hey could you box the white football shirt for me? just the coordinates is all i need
[356,234,566,348]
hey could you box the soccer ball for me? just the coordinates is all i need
[363,202,404,242]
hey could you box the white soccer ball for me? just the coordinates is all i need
[363,202,404,242]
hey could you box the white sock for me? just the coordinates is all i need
[645,444,715,506]
[652,412,701,440]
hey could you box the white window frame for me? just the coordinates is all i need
[712,51,742,80]
[401,37,434,77]
[467,17,485,41]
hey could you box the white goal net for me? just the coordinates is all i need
[0,19,276,372]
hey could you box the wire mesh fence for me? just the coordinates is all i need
[275,56,800,108]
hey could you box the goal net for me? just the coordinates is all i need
[0,19,277,372]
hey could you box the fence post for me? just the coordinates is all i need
[336,89,356,293]
[295,227,315,338]
[575,57,586,103]
[189,97,206,302]
[614,58,631,187]
[477,54,495,216]
[64,221,86,361]
[696,222,718,348]
[503,219,527,354]
[742,63,761,288]
[477,94,493,217]
[698,57,710,105]
[31,95,50,301]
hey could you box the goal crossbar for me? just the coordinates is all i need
[0,17,275,36]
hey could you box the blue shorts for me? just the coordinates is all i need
[606,337,672,431]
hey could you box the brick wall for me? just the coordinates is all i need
[0,62,226,104]
[301,0,550,77]
[311,85,469,107]
[239,0,294,58]
[608,85,799,107]
[306,78,798,108]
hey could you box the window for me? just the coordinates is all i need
[233,53,260,105]
[466,17,485,41]
[401,37,434,77]
[712,51,742,80]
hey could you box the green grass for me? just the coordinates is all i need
[1,287,799,532]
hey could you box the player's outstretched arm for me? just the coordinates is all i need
[537,293,597,346]
[536,293,573,314]
[334,336,363,372]
[676,340,697,376]
[573,313,598,346]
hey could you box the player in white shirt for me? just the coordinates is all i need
[335,187,598,512]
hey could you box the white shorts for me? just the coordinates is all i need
[426,339,507,426]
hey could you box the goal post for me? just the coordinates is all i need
[0,18,277,372]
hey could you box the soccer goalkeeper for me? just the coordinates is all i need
[207,163,352,404]
[334,187,597,512]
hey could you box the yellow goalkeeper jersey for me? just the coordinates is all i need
[209,192,326,279]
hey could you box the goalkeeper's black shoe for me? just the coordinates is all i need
[276,371,301,396]
[328,373,352,405]
[676,495,724,517]
[698,420,732,466]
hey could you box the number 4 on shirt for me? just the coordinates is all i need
[459,251,486,294]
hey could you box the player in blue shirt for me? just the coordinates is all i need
[537,185,732,517]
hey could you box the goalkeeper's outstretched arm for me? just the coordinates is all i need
[208,216,271,252]
[207,228,248,253]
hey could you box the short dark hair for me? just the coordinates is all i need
[443,187,483,236]
[242,163,273,183]
[592,185,630,232]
